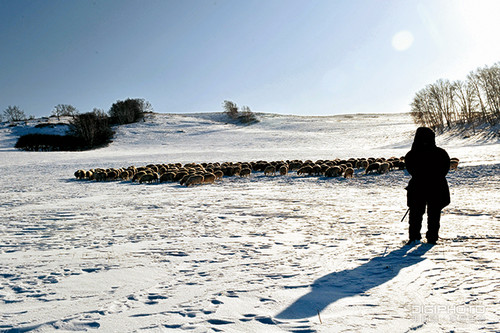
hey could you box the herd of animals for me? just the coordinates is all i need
[74,157,460,186]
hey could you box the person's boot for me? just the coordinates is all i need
[405,239,421,246]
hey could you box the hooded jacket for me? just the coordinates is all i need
[405,127,450,209]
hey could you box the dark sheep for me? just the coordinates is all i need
[450,158,459,170]
[364,162,380,174]
[325,166,342,177]
[344,167,354,178]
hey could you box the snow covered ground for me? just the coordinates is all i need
[0,112,498,332]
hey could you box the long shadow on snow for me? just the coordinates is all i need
[276,244,432,319]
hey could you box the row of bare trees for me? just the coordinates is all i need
[411,62,500,133]
[2,104,80,122]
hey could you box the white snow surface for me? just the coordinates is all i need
[0,112,499,332]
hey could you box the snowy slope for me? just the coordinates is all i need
[0,112,498,332]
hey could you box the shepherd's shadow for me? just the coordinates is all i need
[276,244,432,319]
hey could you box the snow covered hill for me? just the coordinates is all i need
[0,112,498,332]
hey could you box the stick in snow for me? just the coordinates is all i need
[400,208,410,222]
[317,310,322,324]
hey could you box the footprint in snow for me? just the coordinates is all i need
[207,319,235,325]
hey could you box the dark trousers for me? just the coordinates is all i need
[408,202,441,242]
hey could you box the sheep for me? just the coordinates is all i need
[139,174,154,184]
[203,173,216,184]
[297,165,313,176]
[357,159,369,169]
[184,175,204,187]
[222,165,239,177]
[132,171,148,182]
[240,162,252,171]
[119,170,131,180]
[174,171,189,181]
[320,164,331,174]
[214,169,224,180]
[364,162,380,174]
[106,170,119,181]
[288,160,303,171]
[389,158,405,170]
[348,158,357,166]
[251,161,267,172]
[179,174,190,186]
[325,166,342,177]
[311,164,322,176]
[76,156,414,187]
[279,165,289,175]
[232,165,242,176]
[95,171,107,182]
[160,172,176,183]
[264,165,276,176]
[139,173,159,184]
[344,167,354,178]
[146,164,159,173]
[158,166,168,175]
[240,168,252,177]
[74,169,86,179]
[378,162,390,174]
[450,158,459,171]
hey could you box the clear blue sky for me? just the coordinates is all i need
[1,0,499,117]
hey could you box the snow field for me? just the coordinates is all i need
[0,112,498,332]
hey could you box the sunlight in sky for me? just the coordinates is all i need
[391,30,414,51]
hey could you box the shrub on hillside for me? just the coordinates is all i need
[70,110,114,148]
[238,106,259,124]
[223,100,258,124]
[16,110,114,151]
[15,134,85,151]
[109,98,152,125]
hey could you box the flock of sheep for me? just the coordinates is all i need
[74,157,458,186]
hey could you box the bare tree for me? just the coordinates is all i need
[473,63,500,124]
[223,100,239,120]
[467,70,492,125]
[139,99,154,114]
[428,79,457,129]
[92,108,106,117]
[3,105,26,122]
[52,104,78,120]
[453,80,478,133]
[411,87,444,129]
[410,90,428,127]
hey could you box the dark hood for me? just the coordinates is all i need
[411,127,436,150]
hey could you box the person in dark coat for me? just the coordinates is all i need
[405,127,450,245]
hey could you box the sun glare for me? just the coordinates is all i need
[392,30,414,51]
